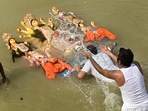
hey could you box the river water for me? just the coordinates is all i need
[0,0,148,111]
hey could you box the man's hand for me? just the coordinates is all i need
[99,45,111,55]
[82,52,92,59]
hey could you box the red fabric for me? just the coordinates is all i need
[41,57,72,79]
[84,28,116,42]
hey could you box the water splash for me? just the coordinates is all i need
[67,76,94,105]
[96,78,121,111]
[48,7,121,111]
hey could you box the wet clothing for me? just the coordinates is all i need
[84,28,116,42]
[120,64,148,111]
[81,52,119,82]
[41,57,73,79]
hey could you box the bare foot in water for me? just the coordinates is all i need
[2,78,9,85]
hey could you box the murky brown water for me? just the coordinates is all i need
[0,0,148,111]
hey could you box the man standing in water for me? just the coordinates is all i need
[82,45,148,111]
[0,62,9,84]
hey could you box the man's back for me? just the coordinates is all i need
[81,52,119,82]
[120,64,148,107]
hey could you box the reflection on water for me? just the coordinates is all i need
[0,0,148,111]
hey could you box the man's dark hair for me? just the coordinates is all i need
[117,48,134,67]
[87,45,98,55]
